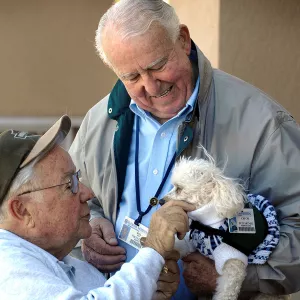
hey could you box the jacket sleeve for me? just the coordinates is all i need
[242,112,300,295]
[69,116,105,220]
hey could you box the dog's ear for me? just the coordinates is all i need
[213,177,245,219]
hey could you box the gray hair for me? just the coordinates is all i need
[95,0,180,68]
[0,132,65,222]
[0,158,37,223]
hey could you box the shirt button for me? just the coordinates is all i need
[161,132,166,138]
[184,136,189,142]
[153,169,158,175]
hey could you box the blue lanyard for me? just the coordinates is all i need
[134,117,176,225]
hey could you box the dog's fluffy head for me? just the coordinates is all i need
[165,156,245,219]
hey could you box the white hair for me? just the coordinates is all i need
[0,133,65,222]
[166,148,246,219]
[0,159,37,223]
[95,0,180,68]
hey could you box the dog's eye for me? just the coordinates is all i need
[175,186,182,194]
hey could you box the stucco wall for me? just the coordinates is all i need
[171,0,220,68]
[171,0,300,122]
[0,0,117,117]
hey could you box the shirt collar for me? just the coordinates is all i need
[58,260,76,277]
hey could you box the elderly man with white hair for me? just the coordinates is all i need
[0,115,195,300]
[70,0,300,299]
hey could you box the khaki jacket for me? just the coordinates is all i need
[69,43,300,298]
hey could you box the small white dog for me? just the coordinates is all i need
[164,154,286,300]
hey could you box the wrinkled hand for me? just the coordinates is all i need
[183,252,218,296]
[82,218,126,272]
[145,200,196,258]
[152,250,180,300]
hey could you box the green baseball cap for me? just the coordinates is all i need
[0,115,71,203]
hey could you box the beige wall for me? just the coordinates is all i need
[171,0,220,68]
[171,0,300,122]
[0,0,117,117]
[1,0,299,122]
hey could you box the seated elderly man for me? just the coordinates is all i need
[0,115,194,300]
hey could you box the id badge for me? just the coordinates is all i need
[228,208,256,234]
[118,216,149,250]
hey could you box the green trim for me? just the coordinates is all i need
[176,125,194,158]
[108,80,134,205]
[108,80,132,120]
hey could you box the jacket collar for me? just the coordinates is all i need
[107,80,131,120]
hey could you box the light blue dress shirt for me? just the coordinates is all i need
[115,77,200,300]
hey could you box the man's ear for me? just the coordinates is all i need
[178,25,192,55]
[7,197,35,228]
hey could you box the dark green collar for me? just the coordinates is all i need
[107,80,131,120]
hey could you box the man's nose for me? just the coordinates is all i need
[141,73,161,97]
[79,182,94,203]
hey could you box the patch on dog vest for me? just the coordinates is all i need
[223,203,267,255]
[228,207,256,234]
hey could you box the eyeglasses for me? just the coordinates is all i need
[18,170,81,196]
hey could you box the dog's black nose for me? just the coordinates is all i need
[159,198,166,206]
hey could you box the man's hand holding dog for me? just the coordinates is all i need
[146,201,195,300]
[183,252,218,296]
[144,200,195,257]
[152,250,180,300]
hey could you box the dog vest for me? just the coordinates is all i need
[190,194,280,264]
